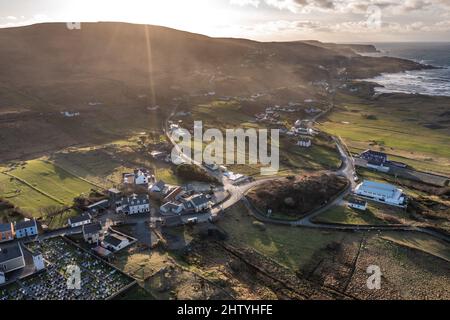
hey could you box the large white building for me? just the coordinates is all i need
[354,180,406,207]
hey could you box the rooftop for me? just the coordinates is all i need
[103,234,127,247]
[0,243,23,263]
[15,219,37,230]
[349,198,367,206]
[69,213,91,224]
[0,223,12,233]
[190,194,210,207]
[359,180,399,193]
[83,222,103,234]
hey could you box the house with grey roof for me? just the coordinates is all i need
[102,234,130,252]
[82,222,104,244]
[160,202,184,216]
[14,219,38,239]
[150,180,167,194]
[116,194,150,215]
[189,194,212,213]
[68,213,92,228]
[0,243,25,274]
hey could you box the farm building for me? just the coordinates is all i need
[354,180,406,207]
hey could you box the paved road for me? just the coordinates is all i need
[165,106,450,243]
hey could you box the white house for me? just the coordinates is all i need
[160,202,184,216]
[68,213,91,228]
[102,234,130,252]
[354,180,406,207]
[295,127,314,136]
[348,198,368,211]
[116,194,150,215]
[297,139,312,148]
[82,222,104,244]
[32,252,45,271]
[123,169,153,185]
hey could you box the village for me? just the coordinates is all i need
[2,92,434,300]
[0,114,421,300]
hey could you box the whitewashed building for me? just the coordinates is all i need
[68,214,91,228]
[32,252,45,271]
[354,180,406,207]
[102,234,130,252]
[116,194,150,215]
[297,139,312,148]
[123,169,153,185]
[348,198,368,211]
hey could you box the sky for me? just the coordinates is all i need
[0,0,449,42]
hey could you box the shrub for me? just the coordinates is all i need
[176,164,218,183]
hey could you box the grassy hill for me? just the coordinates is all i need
[0,22,426,162]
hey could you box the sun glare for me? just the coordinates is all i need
[67,0,234,35]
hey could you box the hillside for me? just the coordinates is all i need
[0,22,427,161]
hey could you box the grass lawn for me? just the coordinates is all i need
[154,165,184,185]
[4,160,95,204]
[50,147,126,187]
[47,209,79,229]
[218,202,356,270]
[190,100,251,127]
[0,172,62,218]
[320,93,450,175]
[0,159,96,221]
[313,204,386,225]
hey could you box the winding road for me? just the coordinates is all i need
[164,104,450,244]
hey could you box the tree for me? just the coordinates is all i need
[175,164,218,184]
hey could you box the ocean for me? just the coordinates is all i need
[362,42,450,97]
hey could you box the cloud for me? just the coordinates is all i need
[230,0,260,7]
[230,0,443,14]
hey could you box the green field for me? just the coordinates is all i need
[313,204,386,225]
[0,160,96,220]
[320,93,450,175]
[218,202,357,270]
[184,100,342,176]
[0,172,61,218]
